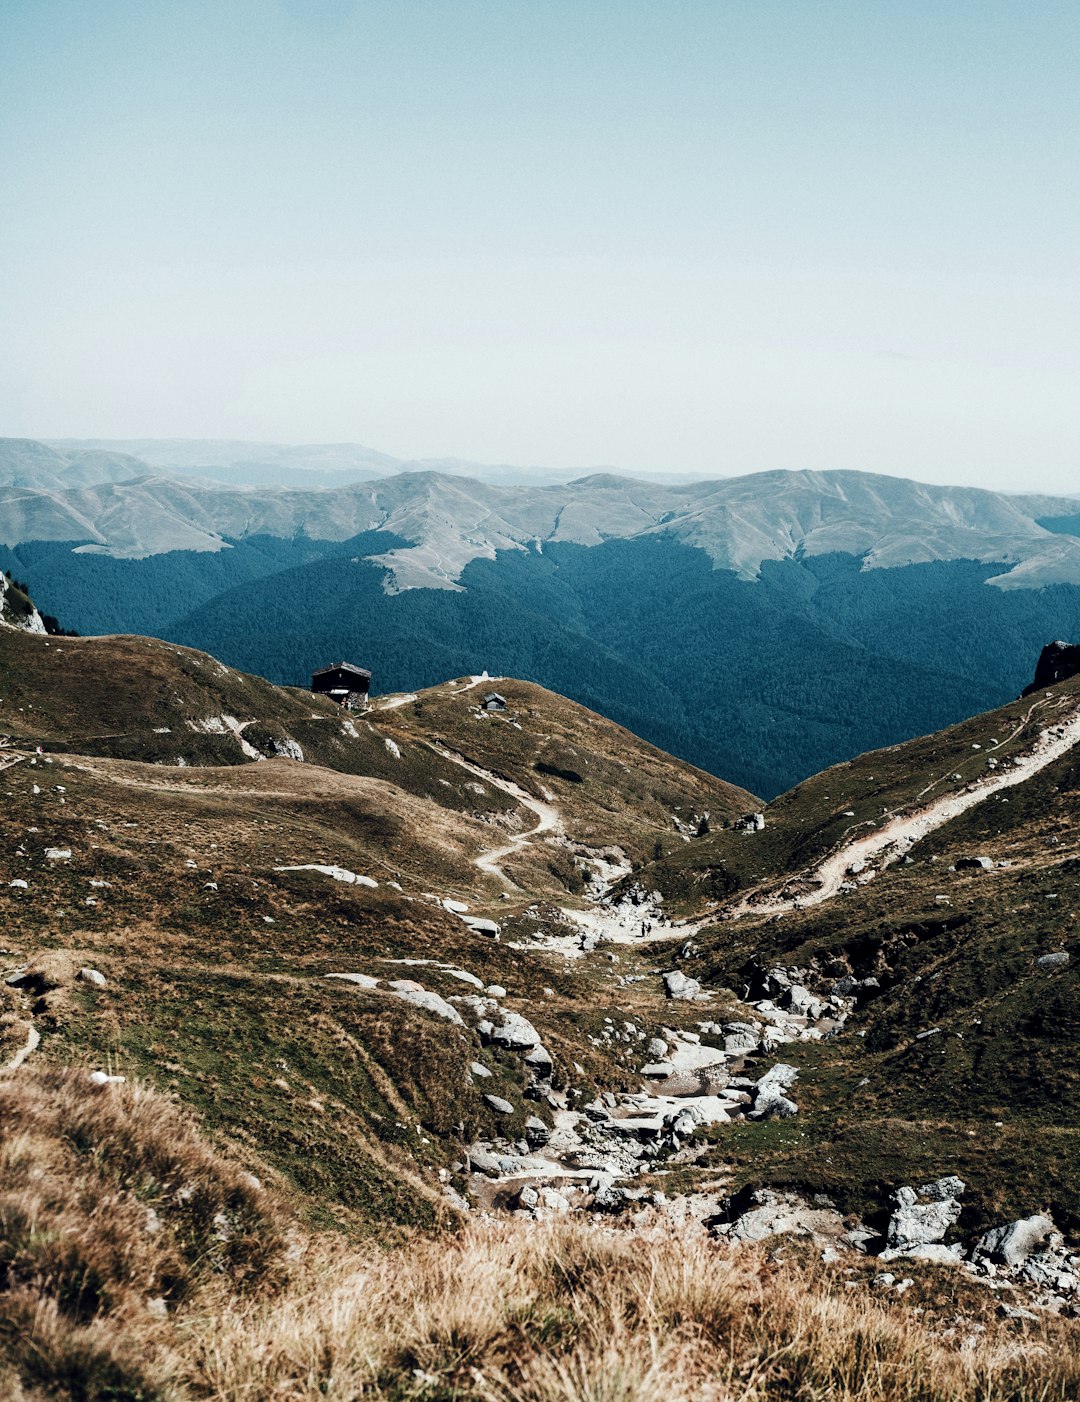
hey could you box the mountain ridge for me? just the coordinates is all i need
[4,437,1080,591]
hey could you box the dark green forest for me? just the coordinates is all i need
[5,532,1080,797]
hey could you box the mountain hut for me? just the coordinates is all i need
[311,661,372,709]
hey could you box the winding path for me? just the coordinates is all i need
[736,703,1080,918]
[428,741,561,884]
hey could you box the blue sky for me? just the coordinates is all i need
[2,0,1078,490]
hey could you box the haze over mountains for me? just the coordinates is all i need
[4,435,1080,796]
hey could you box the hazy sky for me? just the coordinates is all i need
[2,1,1079,491]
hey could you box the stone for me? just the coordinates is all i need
[89,1070,125,1086]
[523,1043,553,1072]
[647,1037,669,1058]
[77,967,107,988]
[1037,952,1070,971]
[662,970,702,1001]
[756,1063,798,1091]
[920,1175,966,1202]
[524,1115,551,1148]
[485,984,507,998]
[467,1145,501,1176]
[488,1012,541,1050]
[719,1187,845,1244]
[657,1065,731,1097]
[45,848,72,861]
[326,972,379,989]
[974,1215,1056,1266]
[641,1061,675,1078]
[516,1186,540,1210]
[782,985,825,1019]
[469,1061,492,1079]
[753,1091,798,1119]
[955,856,994,871]
[386,984,464,1025]
[483,1094,515,1115]
[723,1022,761,1054]
[1023,641,1080,697]
[461,916,500,938]
[885,1180,963,1253]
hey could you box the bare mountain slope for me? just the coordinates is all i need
[4,439,1080,589]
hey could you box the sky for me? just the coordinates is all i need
[2,0,1079,492]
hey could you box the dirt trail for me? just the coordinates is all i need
[428,742,561,884]
[736,704,1080,918]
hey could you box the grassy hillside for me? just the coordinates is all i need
[4,616,1080,1398]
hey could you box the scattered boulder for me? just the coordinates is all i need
[77,967,107,988]
[326,972,379,989]
[484,1094,515,1115]
[883,1177,965,1256]
[662,970,702,1001]
[723,1022,761,1055]
[461,915,501,938]
[385,981,464,1025]
[657,1066,731,1098]
[974,1215,1057,1266]
[1037,952,1070,971]
[717,1186,845,1244]
[524,1115,551,1149]
[467,1144,502,1176]
[488,1012,541,1050]
[955,856,994,872]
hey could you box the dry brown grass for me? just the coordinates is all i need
[3,1066,1079,1402]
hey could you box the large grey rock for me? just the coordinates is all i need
[467,1144,502,1176]
[1037,951,1070,971]
[753,1090,798,1119]
[663,970,702,1001]
[524,1115,551,1148]
[483,1094,515,1115]
[723,1022,761,1054]
[77,967,107,988]
[974,1215,1056,1266]
[920,1175,966,1202]
[756,1063,798,1092]
[885,1179,964,1253]
[488,1011,541,1049]
[385,981,464,1025]
[657,1065,731,1097]
[781,984,825,1019]
[719,1187,844,1244]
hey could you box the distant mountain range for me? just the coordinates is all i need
[3,435,1080,795]
[39,437,609,489]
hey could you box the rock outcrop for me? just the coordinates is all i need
[1023,640,1080,696]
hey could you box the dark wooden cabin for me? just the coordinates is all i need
[311,661,372,709]
[482,692,507,712]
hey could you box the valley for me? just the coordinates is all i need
[3,584,1080,1398]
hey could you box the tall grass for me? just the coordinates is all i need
[2,1066,1077,1401]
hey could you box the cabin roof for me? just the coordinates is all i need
[483,691,506,704]
[312,661,372,682]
